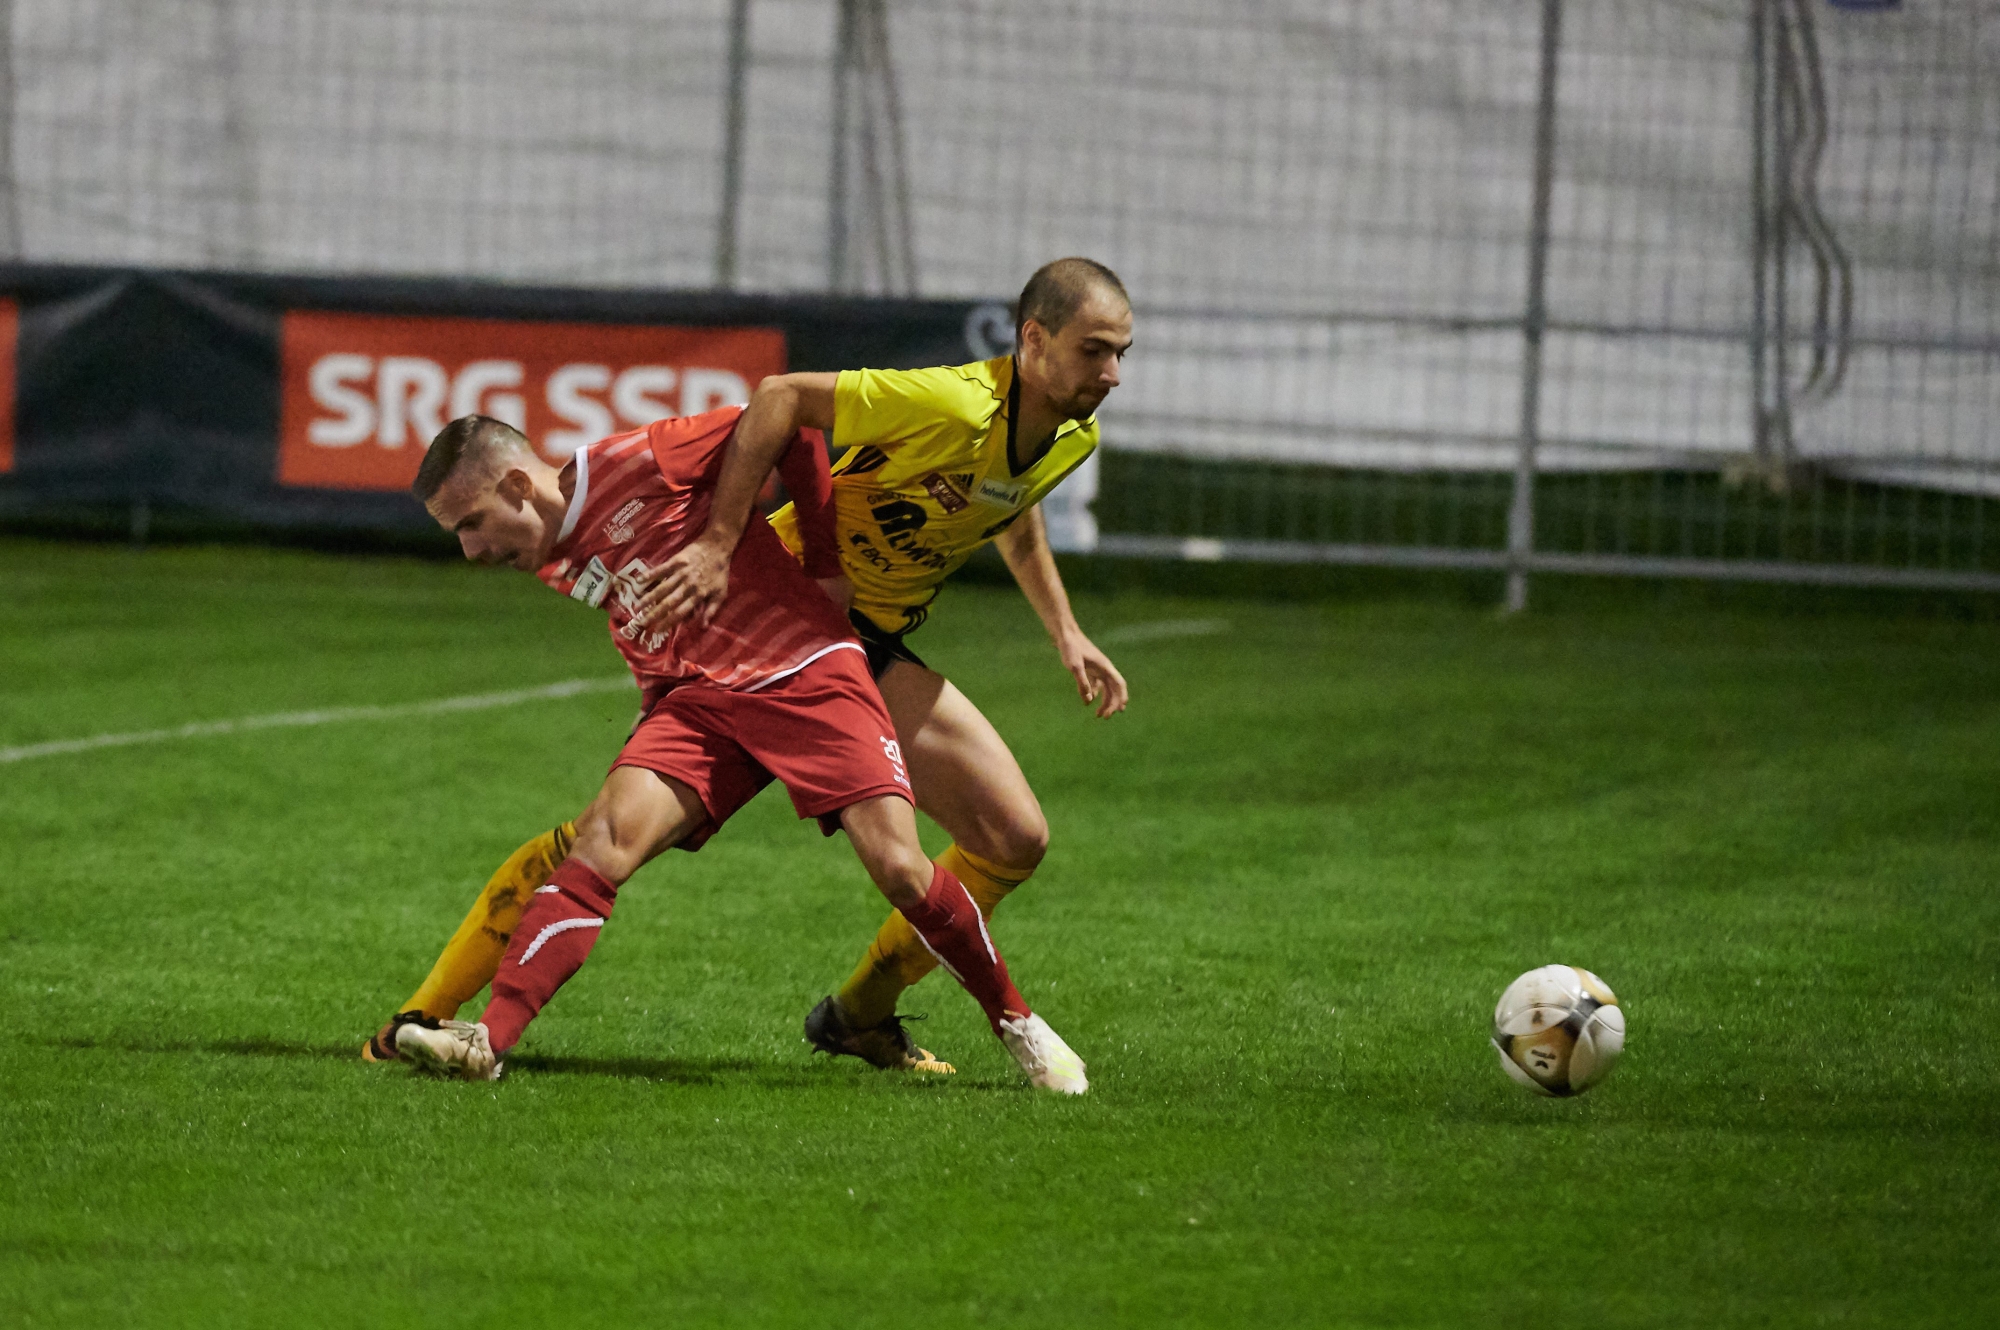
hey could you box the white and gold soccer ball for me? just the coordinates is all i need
[1491,964,1625,1097]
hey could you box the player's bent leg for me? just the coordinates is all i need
[802,792,961,1072]
[836,794,1080,1090]
[839,796,1085,1093]
[406,821,576,1016]
[566,765,705,886]
[365,821,577,1063]
[837,792,935,912]
[835,664,1048,1028]
[882,663,1049,874]
[400,768,704,1079]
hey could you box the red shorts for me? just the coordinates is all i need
[613,644,912,851]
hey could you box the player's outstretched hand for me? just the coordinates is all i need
[1060,629,1129,719]
[631,535,732,631]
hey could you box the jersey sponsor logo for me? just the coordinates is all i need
[611,556,652,613]
[848,530,893,571]
[866,499,951,571]
[611,557,670,652]
[871,498,928,537]
[950,473,975,490]
[570,555,612,608]
[973,476,1027,509]
[276,312,785,491]
[919,471,969,514]
[603,498,646,545]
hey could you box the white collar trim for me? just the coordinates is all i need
[556,445,590,544]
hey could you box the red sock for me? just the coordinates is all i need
[899,863,1030,1035]
[480,859,618,1055]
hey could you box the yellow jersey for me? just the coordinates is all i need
[769,355,1098,634]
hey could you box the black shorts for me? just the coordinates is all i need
[850,610,927,680]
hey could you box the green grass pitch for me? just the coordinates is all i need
[2,536,1996,1327]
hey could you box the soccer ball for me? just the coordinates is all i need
[1491,964,1625,1097]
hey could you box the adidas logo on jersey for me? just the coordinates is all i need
[920,471,969,514]
[602,498,646,545]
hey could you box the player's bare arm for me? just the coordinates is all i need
[1000,277,1135,718]
[994,506,1128,718]
[634,372,841,630]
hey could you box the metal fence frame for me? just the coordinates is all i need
[4,0,1997,598]
[1085,0,2000,601]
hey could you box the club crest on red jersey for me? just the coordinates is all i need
[603,498,646,545]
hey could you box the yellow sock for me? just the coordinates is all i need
[835,843,1032,1028]
[402,822,576,1019]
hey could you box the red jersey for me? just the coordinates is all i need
[536,407,857,696]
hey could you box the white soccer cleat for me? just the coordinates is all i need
[394,1018,501,1081]
[998,1013,1088,1095]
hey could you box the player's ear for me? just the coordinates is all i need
[495,467,534,507]
[1018,318,1046,360]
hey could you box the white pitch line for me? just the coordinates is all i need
[0,676,635,766]
[4,619,1230,765]
[1097,617,1230,645]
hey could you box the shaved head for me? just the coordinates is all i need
[1015,257,1129,343]
[417,414,569,572]
[413,415,535,503]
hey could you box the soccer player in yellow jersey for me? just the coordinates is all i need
[365,257,1131,1072]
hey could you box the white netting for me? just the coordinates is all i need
[6,0,1997,505]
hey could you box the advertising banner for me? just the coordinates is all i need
[0,265,1005,534]
[0,298,14,475]
[277,313,786,490]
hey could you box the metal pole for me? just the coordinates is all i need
[714,0,751,289]
[1506,0,1562,614]
[0,0,20,256]
[1749,0,1771,467]
[214,0,258,266]
[868,0,918,295]
[1769,2,1794,479]
[827,0,858,293]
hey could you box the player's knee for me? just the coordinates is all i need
[570,803,649,885]
[994,809,1049,874]
[865,841,935,911]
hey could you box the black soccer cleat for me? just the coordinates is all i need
[803,995,955,1074]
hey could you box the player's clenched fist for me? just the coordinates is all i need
[631,534,733,630]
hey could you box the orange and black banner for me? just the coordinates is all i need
[0,297,16,475]
[0,264,1006,531]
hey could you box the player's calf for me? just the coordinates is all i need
[479,859,617,1055]
[841,799,1027,1032]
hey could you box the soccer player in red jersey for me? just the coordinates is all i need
[391,409,1087,1092]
